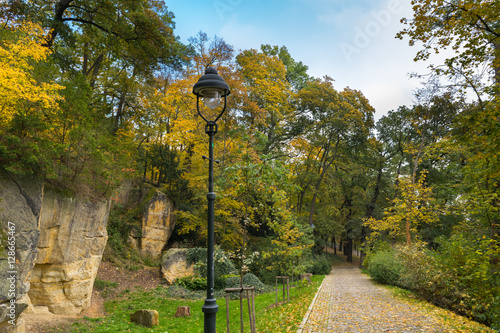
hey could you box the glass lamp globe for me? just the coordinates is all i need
[202,89,222,109]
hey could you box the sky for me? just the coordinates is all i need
[167,0,444,121]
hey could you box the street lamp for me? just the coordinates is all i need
[193,67,230,333]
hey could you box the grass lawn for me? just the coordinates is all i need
[54,275,323,333]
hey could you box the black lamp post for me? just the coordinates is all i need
[193,67,230,333]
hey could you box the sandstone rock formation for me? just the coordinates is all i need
[161,249,194,284]
[129,188,175,258]
[0,171,43,333]
[28,189,110,315]
[0,174,175,331]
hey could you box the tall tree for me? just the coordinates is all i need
[236,48,293,155]
[399,1,499,253]
[261,44,311,91]
[295,77,374,227]
[397,0,499,98]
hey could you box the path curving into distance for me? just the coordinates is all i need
[297,265,449,333]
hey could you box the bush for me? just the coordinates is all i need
[370,239,500,330]
[313,237,326,256]
[367,249,403,285]
[175,276,207,291]
[433,235,500,329]
[186,247,237,290]
[225,273,267,293]
[396,244,451,303]
[215,274,239,290]
[310,258,332,275]
[106,204,141,253]
[257,267,279,285]
[243,273,266,292]
[142,255,160,267]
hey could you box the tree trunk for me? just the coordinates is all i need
[361,160,384,268]
[324,236,328,260]
[297,190,306,214]
[346,237,353,263]
[88,54,104,89]
[308,140,337,226]
[332,235,337,255]
[308,189,318,226]
[114,92,127,131]
[43,0,74,47]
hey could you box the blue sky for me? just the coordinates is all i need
[167,0,443,120]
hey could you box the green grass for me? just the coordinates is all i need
[52,275,323,333]
[93,279,118,291]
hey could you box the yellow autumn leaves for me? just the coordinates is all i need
[364,171,440,246]
[0,22,64,127]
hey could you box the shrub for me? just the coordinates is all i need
[310,258,332,275]
[216,274,239,290]
[381,239,500,330]
[166,285,205,299]
[187,247,237,290]
[142,255,160,267]
[433,235,500,329]
[106,204,141,253]
[257,266,279,285]
[396,243,454,306]
[225,273,267,293]
[367,249,403,285]
[175,276,207,291]
[242,273,266,292]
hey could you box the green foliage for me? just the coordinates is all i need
[215,274,239,290]
[174,276,207,291]
[367,249,403,285]
[225,273,267,293]
[396,243,453,306]
[262,190,313,277]
[141,255,160,268]
[93,279,118,291]
[310,258,332,275]
[434,235,500,329]
[366,238,500,329]
[187,247,237,289]
[106,204,141,253]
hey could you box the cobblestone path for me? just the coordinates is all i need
[297,266,449,333]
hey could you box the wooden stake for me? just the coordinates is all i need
[275,277,278,305]
[246,290,253,333]
[287,277,290,303]
[226,293,230,333]
[251,289,256,333]
[240,289,244,333]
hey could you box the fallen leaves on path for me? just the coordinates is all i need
[299,266,494,333]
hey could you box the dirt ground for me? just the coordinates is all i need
[24,261,162,333]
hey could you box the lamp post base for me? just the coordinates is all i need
[202,298,218,332]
